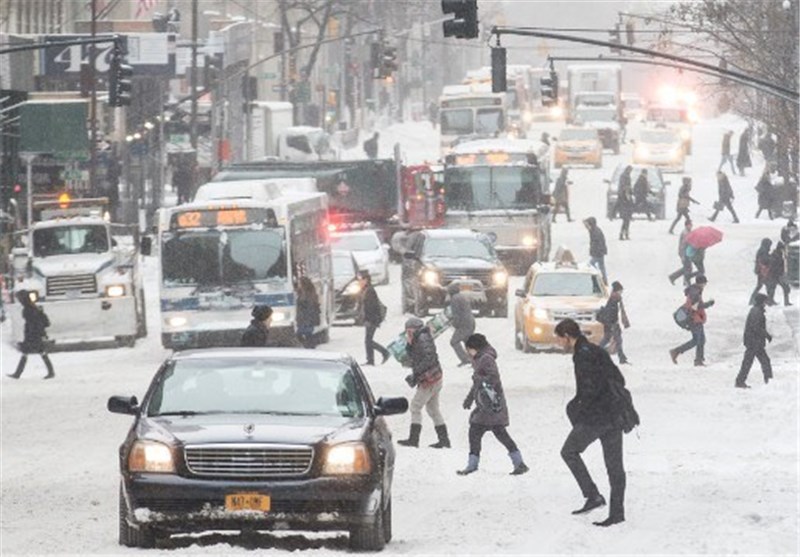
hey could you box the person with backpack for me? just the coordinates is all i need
[734,293,773,389]
[359,270,389,366]
[669,275,715,367]
[398,317,450,449]
[669,177,699,234]
[598,281,630,365]
[447,283,475,367]
[457,333,528,476]
[555,318,637,527]
[7,290,55,379]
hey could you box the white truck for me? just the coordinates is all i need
[567,64,624,154]
[248,101,294,160]
[9,198,147,348]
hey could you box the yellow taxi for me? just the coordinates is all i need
[514,248,609,352]
[553,127,603,168]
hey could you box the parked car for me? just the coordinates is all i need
[553,127,603,169]
[109,348,408,551]
[331,230,390,285]
[276,126,338,162]
[605,163,669,220]
[631,127,686,173]
[514,248,609,352]
[332,249,362,323]
[400,229,509,318]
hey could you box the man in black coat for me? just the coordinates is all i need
[398,317,449,449]
[7,290,55,379]
[241,305,272,347]
[735,293,773,388]
[447,283,475,366]
[359,270,389,365]
[583,217,608,284]
[555,318,627,527]
[363,132,379,159]
[709,171,739,223]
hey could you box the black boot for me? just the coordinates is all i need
[7,355,27,379]
[397,423,421,447]
[429,424,451,449]
[571,493,606,515]
[42,354,55,380]
[593,515,625,527]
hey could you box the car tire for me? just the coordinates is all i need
[413,289,428,318]
[119,486,155,549]
[349,498,386,551]
[382,497,392,543]
[522,332,535,354]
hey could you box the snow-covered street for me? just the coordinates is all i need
[2,116,798,555]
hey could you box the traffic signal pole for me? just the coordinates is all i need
[89,0,98,196]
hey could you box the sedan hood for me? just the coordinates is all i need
[352,250,384,267]
[423,256,496,271]
[140,413,367,446]
[527,296,605,311]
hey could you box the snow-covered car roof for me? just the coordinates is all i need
[171,347,355,364]
[32,216,108,228]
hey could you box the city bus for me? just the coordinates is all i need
[443,138,552,273]
[439,84,506,156]
[157,194,333,350]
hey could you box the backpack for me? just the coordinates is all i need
[608,378,640,434]
[378,301,388,324]
[596,304,614,325]
[673,305,692,330]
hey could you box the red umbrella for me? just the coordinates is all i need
[685,226,723,249]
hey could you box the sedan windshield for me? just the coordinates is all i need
[423,237,494,260]
[532,273,604,296]
[33,225,109,256]
[148,359,365,418]
[331,233,380,252]
[161,228,286,286]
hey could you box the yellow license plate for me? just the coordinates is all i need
[460,284,473,291]
[225,493,271,512]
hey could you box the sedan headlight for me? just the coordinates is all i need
[105,284,125,298]
[271,310,288,323]
[550,106,564,118]
[635,146,650,158]
[128,440,176,473]
[422,269,440,287]
[26,290,40,303]
[322,442,371,475]
[344,280,362,296]
[168,316,187,327]
[670,147,682,159]
[492,270,509,286]
[680,129,691,139]
[532,307,549,321]
[521,235,537,247]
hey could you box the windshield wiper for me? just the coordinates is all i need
[152,410,218,417]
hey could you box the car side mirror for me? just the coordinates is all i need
[107,395,139,415]
[515,288,526,298]
[140,236,152,256]
[374,396,409,416]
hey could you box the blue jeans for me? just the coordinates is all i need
[674,325,705,363]
[590,256,608,284]
[718,154,735,174]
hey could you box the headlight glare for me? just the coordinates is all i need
[681,128,691,139]
[168,316,187,327]
[492,270,508,286]
[533,307,549,321]
[27,290,40,303]
[323,443,371,475]
[635,146,650,158]
[128,440,176,473]
[105,284,125,298]
[522,235,536,247]
[422,269,440,287]
[344,281,362,296]
[271,310,287,323]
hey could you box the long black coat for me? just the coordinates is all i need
[408,326,442,383]
[362,284,383,326]
[21,303,50,354]
[737,131,752,169]
[717,174,734,203]
[463,346,509,427]
[566,336,625,427]
[743,305,769,349]
[296,295,320,328]
[588,224,607,258]
[241,319,269,347]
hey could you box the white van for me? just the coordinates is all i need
[276,126,338,162]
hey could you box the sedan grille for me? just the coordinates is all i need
[46,274,97,296]
[184,444,314,478]
[552,310,597,322]
[441,269,493,286]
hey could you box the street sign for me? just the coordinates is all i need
[262,72,278,79]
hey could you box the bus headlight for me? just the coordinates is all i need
[322,443,371,475]
[168,316,187,328]
[550,106,564,118]
[635,146,650,158]
[105,285,125,298]
[532,307,549,321]
[492,270,508,286]
[128,440,176,473]
[422,269,440,287]
[522,235,537,247]
[680,129,691,140]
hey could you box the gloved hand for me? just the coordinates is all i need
[462,398,471,410]
[404,374,417,388]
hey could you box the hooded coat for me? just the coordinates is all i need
[241,319,269,347]
[743,303,769,349]
[17,292,50,354]
[407,326,442,387]
[585,217,607,258]
[754,239,772,279]
[463,345,509,427]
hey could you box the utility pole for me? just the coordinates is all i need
[190,0,198,150]
[89,0,98,196]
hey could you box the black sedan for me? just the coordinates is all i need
[108,348,408,551]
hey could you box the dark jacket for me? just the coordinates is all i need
[722,132,732,156]
[463,346,509,427]
[566,336,626,427]
[756,174,773,207]
[21,302,50,353]
[743,304,770,349]
[408,326,442,387]
[363,135,379,159]
[296,294,320,328]
[241,319,269,347]
[587,220,607,258]
[633,173,651,205]
[684,284,713,325]
[767,246,786,283]
[737,131,752,169]
[676,183,699,210]
[601,292,629,328]
[553,171,569,203]
[449,291,475,331]
[362,284,384,326]
[617,185,634,218]
[717,174,734,202]
[754,240,772,278]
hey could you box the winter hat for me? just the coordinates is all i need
[583,216,596,227]
[404,317,424,330]
[447,283,461,295]
[753,293,769,306]
[358,270,372,283]
[695,275,708,284]
[465,333,489,351]
[252,305,273,321]
[682,177,692,186]
[611,281,623,292]
[15,289,29,305]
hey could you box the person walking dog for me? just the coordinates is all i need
[457,333,529,476]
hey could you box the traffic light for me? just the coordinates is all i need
[609,24,622,53]
[370,41,381,74]
[108,43,133,107]
[540,70,559,107]
[442,0,479,39]
[491,47,506,93]
[204,55,222,89]
[379,45,398,78]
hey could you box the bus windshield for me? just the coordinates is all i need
[441,109,473,135]
[475,108,504,134]
[161,228,286,287]
[445,166,541,210]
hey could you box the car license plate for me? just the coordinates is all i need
[460,284,473,291]
[225,493,270,512]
